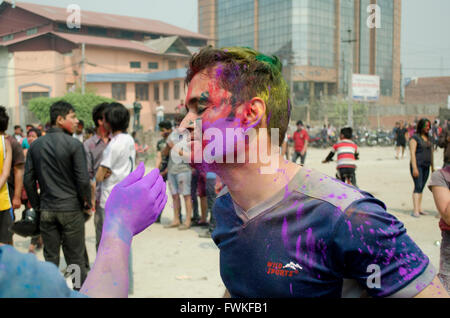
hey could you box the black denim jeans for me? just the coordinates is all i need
[40,210,88,289]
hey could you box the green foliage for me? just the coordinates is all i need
[28,93,114,127]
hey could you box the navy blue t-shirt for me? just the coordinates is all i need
[211,167,436,298]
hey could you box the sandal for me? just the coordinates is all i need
[419,211,428,215]
[411,213,420,218]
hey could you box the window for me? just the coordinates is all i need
[119,31,135,39]
[26,28,38,36]
[57,23,80,33]
[153,83,160,101]
[2,34,13,42]
[135,83,149,101]
[163,82,169,101]
[22,92,49,106]
[148,62,159,69]
[112,83,126,100]
[173,81,180,100]
[88,27,107,36]
[130,62,141,69]
[168,60,177,70]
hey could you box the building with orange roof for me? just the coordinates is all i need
[0,1,208,131]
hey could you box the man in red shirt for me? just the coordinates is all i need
[291,120,309,165]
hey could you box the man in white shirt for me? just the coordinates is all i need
[95,102,136,295]
[155,100,165,131]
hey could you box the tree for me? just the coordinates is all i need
[28,92,114,127]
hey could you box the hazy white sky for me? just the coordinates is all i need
[3,0,450,78]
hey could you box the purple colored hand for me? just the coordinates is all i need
[104,162,167,238]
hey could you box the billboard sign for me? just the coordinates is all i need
[352,74,380,102]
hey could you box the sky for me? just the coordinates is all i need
[2,0,450,79]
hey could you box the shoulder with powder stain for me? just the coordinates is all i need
[290,167,366,213]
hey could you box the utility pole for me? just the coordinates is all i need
[81,43,85,95]
[342,29,357,128]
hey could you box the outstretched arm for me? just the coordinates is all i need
[80,163,167,298]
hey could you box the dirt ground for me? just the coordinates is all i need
[11,145,446,297]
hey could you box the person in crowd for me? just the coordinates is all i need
[14,125,30,151]
[198,172,221,239]
[291,120,309,166]
[155,100,165,131]
[131,131,149,166]
[177,46,447,297]
[175,99,185,114]
[13,125,23,143]
[1,114,25,226]
[395,120,409,160]
[432,120,441,151]
[322,127,359,187]
[321,124,328,146]
[409,118,434,218]
[95,102,136,295]
[428,166,450,293]
[164,113,193,230]
[38,124,46,136]
[133,100,142,131]
[438,119,450,168]
[407,122,416,139]
[25,124,34,134]
[73,119,84,143]
[84,102,110,251]
[0,107,13,246]
[24,128,43,254]
[155,120,172,223]
[24,101,91,290]
[191,168,208,227]
[84,127,95,141]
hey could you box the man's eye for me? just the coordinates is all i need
[197,105,207,115]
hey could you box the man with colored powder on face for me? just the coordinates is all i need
[177,46,449,298]
[24,101,92,290]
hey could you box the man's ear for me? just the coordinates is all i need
[242,98,266,129]
[55,115,64,127]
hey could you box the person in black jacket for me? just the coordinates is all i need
[24,101,91,289]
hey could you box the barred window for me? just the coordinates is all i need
[112,83,126,100]
[135,83,149,101]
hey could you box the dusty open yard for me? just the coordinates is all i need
[12,146,446,297]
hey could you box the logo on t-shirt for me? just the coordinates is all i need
[266,261,302,277]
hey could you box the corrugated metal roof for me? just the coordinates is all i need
[0,30,164,56]
[12,1,208,40]
[54,32,159,55]
[86,68,188,83]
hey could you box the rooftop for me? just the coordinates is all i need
[2,1,208,40]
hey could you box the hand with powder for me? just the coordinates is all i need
[103,162,167,238]
[80,163,167,298]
